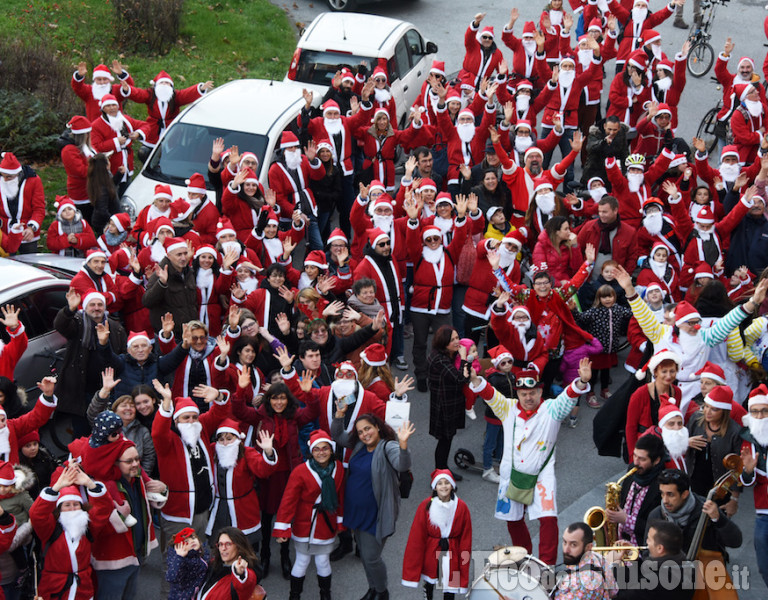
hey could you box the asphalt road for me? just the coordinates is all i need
[128,1,768,598]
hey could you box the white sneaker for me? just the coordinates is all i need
[465,408,477,420]
[482,468,500,483]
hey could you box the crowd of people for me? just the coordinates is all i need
[3,0,768,599]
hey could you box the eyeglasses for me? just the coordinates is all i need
[685,320,702,327]
[750,409,768,418]
[373,78,387,83]
[118,458,141,464]
[498,359,513,367]
[425,236,441,243]
[330,243,346,249]
[242,321,258,330]
[217,541,234,549]
[376,241,391,247]
[312,446,332,453]
[190,335,207,341]
[336,372,356,380]
[516,377,539,389]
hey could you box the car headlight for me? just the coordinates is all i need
[120,196,137,221]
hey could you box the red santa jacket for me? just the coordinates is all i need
[715,54,767,122]
[610,1,675,63]
[299,103,374,175]
[30,483,112,600]
[635,214,684,269]
[46,218,98,256]
[633,116,674,158]
[196,566,258,600]
[606,71,652,130]
[540,60,602,128]
[402,497,473,594]
[407,216,468,314]
[740,438,768,514]
[122,83,208,145]
[490,309,550,373]
[221,182,268,243]
[350,196,409,267]
[462,238,521,319]
[268,156,325,219]
[245,225,302,272]
[353,253,405,325]
[114,272,154,337]
[651,54,687,129]
[0,173,45,240]
[158,335,225,399]
[151,396,230,523]
[0,225,22,256]
[501,30,550,91]
[461,21,504,87]
[495,76,554,134]
[437,100,496,185]
[636,264,681,302]
[60,144,93,203]
[626,383,683,457]
[190,199,220,245]
[0,322,27,380]
[576,218,640,274]
[355,121,427,190]
[3,395,57,464]
[194,267,233,337]
[731,105,767,164]
[90,113,149,175]
[273,459,345,543]
[206,446,278,536]
[70,267,118,308]
[695,151,760,200]
[71,70,133,121]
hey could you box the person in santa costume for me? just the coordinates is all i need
[222,166,274,243]
[616,264,768,415]
[131,184,177,245]
[120,71,213,154]
[0,375,57,465]
[0,151,45,255]
[192,245,237,336]
[636,195,684,271]
[273,430,344,600]
[89,93,149,195]
[46,195,97,258]
[357,344,413,403]
[0,305,26,381]
[196,527,260,600]
[178,173,219,245]
[246,207,304,273]
[29,463,112,600]
[70,249,118,308]
[501,13,551,93]
[136,217,174,271]
[739,385,768,589]
[731,82,768,164]
[490,305,550,376]
[610,0,678,69]
[401,469,472,599]
[71,60,133,121]
[98,212,132,257]
[460,13,504,88]
[636,243,680,302]
[350,182,408,272]
[61,115,98,223]
[230,262,297,337]
[467,359,592,565]
[151,381,230,543]
[368,66,397,127]
[639,401,690,472]
[299,81,375,238]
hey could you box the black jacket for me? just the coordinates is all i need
[723,187,768,275]
[618,465,663,546]
[614,553,695,600]
[142,256,198,338]
[582,122,630,185]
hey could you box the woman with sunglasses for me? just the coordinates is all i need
[197,527,259,599]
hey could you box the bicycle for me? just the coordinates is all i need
[686,0,731,78]
[696,77,733,153]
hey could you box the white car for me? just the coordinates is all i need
[120,79,310,219]
[285,12,437,128]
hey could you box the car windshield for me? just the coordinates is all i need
[295,50,375,86]
[144,123,268,187]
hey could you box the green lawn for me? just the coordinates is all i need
[1,0,297,230]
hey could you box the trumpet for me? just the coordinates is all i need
[591,545,648,561]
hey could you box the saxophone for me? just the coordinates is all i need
[584,467,638,547]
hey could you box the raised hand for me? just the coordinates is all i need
[77,61,88,77]
[231,282,246,300]
[741,444,758,475]
[577,358,592,385]
[661,179,678,197]
[488,125,500,145]
[233,557,248,576]
[569,131,583,153]
[216,334,230,357]
[273,346,295,371]
[192,384,220,404]
[238,365,252,390]
[161,312,175,337]
[372,309,386,331]
[66,288,81,312]
[278,285,295,304]
[95,322,110,346]
[585,242,596,264]
[299,370,316,393]
[613,264,634,293]
[275,312,290,335]
[101,367,121,393]
[495,290,511,308]
[397,420,416,447]
[305,139,317,162]
[201,81,214,92]
[174,542,190,558]
[0,305,20,330]
[156,265,169,285]
[211,137,225,160]
[394,375,415,397]
[302,88,314,108]
[152,379,173,409]
[37,376,57,397]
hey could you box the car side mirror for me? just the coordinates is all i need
[425,41,438,55]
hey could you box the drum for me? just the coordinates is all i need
[467,549,555,600]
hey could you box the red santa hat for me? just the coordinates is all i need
[55,196,76,218]
[194,244,219,260]
[99,93,119,109]
[308,429,336,452]
[458,73,475,92]
[174,528,197,545]
[503,228,527,250]
[173,397,200,420]
[445,88,461,104]
[171,198,193,221]
[17,431,39,448]
[738,56,755,70]
[694,362,726,385]
[515,120,533,131]
[421,224,442,241]
[340,68,356,84]
[335,361,358,379]
[642,197,664,213]
[641,29,661,46]
[693,205,715,224]
[216,217,236,239]
[644,282,663,296]
[657,59,674,73]
[655,103,672,117]
[524,146,544,160]
[239,151,259,167]
[627,51,648,71]
[322,100,341,116]
[418,178,437,193]
[435,192,454,207]
[360,343,388,367]
[154,184,173,201]
[457,108,474,121]
[587,18,603,32]
[587,176,605,189]
[152,71,174,87]
[479,26,495,40]
[429,60,446,76]
[67,115,92,134]
[522,21,536,37]
[693,263,714,280]
[650,241,669,257]
[127,331,151,348]
[488,345,513,368]
[372,66,388,82]
[265,209,279,226]
[280,131,300,149]
[669,154,687,168]
[316,138,334,153]
[84,249,107,266]
[369,180,386,194]
[163,237,187,254]
[0,462,16,487]
[0,153,22,176]
[510,305,531,320]
[559,55,576,68]
[152,217,175,238]
[56,485,85,507]
[635,349,682,380]
[110,213,131,233]
[515,80,533,91]
[327,228,347,245]
[748,384,768,409]
[704,386,733,411]
[734,83,754,103]
[82,289,106,309]
[430,468,456,490]
[186,173,207,195]
[305,250,329,270]
[216,418,245,440]
[674,301,701,326]
[533,178,553,194]
[92,63,114,81]
[721,145,740,161]
[372,107,390,122]
[658,402,683,428]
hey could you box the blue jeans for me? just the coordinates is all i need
[541,126,575,188]
[306,216,323,251]
[95,565,140,600]
[755,513,768,589]
[391,322,404,361]
[1,584,20,600]
[317,209,333,240]
[483,422,504,469]
[451,284,468,337]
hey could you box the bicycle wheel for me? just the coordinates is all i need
[696,107,720,154]
[687,42,715,77]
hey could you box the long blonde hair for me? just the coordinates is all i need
[697,405,731,437]
[358,361,395,392]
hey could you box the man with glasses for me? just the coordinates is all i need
[467,359,593,565]
[460,13,504,90]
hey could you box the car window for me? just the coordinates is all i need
[295,50,374,86]
[404,29,425,66]
[30,288,69,333]
[0,286,69,341]
[144,124,268,187]
[393,38,410,80]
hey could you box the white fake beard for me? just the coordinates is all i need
[263,236,282,260]
[643,212,663,236]
[719,163,740,183]
[422,246,444,264]
[695,226,712,241]
[656,77,672,92]
[559,70,576,89]
[0,177,20,200]
[499,245,517,269]
[147,204,171,221]
[331,379,357,400]
[284,149,303,171]
[178,421,203,448]
[107,113,126,135]
[516,95,531,112]
[433,216,453,235]
[549,10,563,27]
[196,267,213,292]
[632,7,648,23]
[578,49,593,69]
[155,84,174,103]
[215,441,240,470]
[428,497,457,538]
[0,427,9,458]
[522,40,536,56]
[537,192,556,215]
[627,173,644,193]
[748,415,768,447]
[150,240,167,264]
[374,88,392,103]
[221,240,242,257]
[650,258,667,279]
[651,46,662,61]
[661,427,690,459]
[59,509,90,543]
[457,122,476,143]
[745,100,763,117]
[678,330,704,356]
[589,186,607,202]
[372,214,393,232]
[92,83,111,101]
[237,276,259,295]
[324,117,343,136]
[514,319,531,335]
[515,136,533,153]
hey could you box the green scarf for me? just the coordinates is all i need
[309,458,338,512]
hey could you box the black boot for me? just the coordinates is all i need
[280,541,292,580]
[318,574,332,600]
[372,590,389,600]
[359,589,376,600]
[423,582,435,600]
[289,575,305,600]
[330,530,353,561]
[260,543,271,580]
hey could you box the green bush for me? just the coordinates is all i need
[0,89,64,160]
[113,0,185,55]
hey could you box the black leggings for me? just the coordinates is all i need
[591,368,611,390]
[434,436,454,470]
